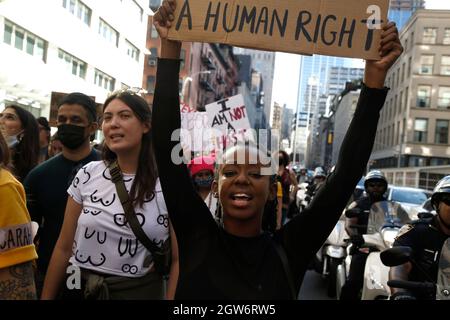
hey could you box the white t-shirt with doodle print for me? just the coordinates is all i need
[67,160,169,277]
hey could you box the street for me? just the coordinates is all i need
[298,270,335,300]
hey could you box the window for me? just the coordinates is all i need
[146,76,156,94]
[444,28,450,45]
[404,38,408,51]
[94,69,115,91]
[438,87,450,109]
[399,91,403,114]
[14,28,24,50]
[405,87,409,109]
[423,27,437,44]
[62,0,91,26]
[396,68,400,87]
[441,56,450,76]
[127,0,143,22]
[401,62,405,83]
[417,85,431,108]
[419,55,434,75]
[98,19,118,47]
[58,49,87,78]
[3,20,46,61]
[3,21,12,44]
[393,95,397,116]
[148,47,158,66]
[414,118,428,143]
[407,56,412,78]
[125,40,139,61]
[435,120,449,144]
[402,118,406,144]
[150,24,158,39]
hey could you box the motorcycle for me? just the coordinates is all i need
[335,207,369,299]
[360,201,411,300]
[314,214,348,297]
[381,239,450,300]
[335,201,410,299]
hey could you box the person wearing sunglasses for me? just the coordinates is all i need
[388,176,450,300]
[340,170,389,300]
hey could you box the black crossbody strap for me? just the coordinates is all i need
[108,161,161,256]
[273,241,297,300]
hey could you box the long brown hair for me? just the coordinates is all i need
[102,91,158,207]
[0,131,10,168]
[6,105,40,180]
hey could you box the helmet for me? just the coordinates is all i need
[431,175,450,209]
[363,170,388,190]
[313,167,326,178]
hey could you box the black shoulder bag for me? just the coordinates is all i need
[109,161,171,277]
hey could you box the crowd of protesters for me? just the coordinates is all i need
[0,0,406,301]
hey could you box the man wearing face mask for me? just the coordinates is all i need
[23,92,100,296]
[187,156,217,217]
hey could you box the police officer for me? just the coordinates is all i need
[340,170,388,300]
[389,175,450,300]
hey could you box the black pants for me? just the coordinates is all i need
[340,251,368,300]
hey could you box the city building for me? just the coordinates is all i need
[281,105,293,142]
[388,0,425,31]
[327,67,365,97]
[271,102,283,132]
[234,48,275,129]
[370,9,450,190]
[330,85,362,165]
[1,0,150,125]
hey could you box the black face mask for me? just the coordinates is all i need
[57,124,88,150]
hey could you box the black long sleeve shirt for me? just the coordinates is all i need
[153,58,388,299]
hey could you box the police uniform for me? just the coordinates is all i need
[393,215,448,299]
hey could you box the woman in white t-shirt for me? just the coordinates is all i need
[41,90,178,300]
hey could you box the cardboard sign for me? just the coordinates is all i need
[205,94,253,150]
[168,0,389,60]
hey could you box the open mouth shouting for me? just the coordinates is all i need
[230,193,254,208]
[109,133,124,142]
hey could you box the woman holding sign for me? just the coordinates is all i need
[152,0,403,299]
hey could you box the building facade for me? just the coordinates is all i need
[1,0,150,124]
[388,0,425,31]
[233,48,275,129]
[371,9,450,189]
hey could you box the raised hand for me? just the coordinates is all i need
[153,0,177,39]
[364,21,404,88]
[153,0,180,59]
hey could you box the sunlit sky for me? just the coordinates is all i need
[271,0,450,111]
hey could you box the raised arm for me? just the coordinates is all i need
[152,0,218,242]
[280,22,403,282]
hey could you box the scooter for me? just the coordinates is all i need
[335,208,369,299]
[381,239,450,300]
[314,213,349,297]
[360,201,411,300]
[335,201,410,299]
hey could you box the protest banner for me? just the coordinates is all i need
[168,0,389,60]
[205,94,253,150]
